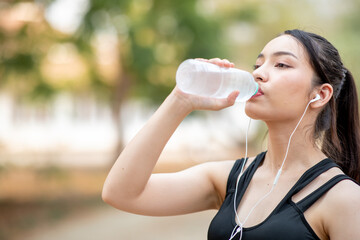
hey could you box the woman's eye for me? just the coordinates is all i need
[253,64,261,70]
[275,63,289,68]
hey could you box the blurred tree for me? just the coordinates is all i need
[1,0,358,157]
[0,0,235,155]
[334,0,360,87]
[73,0,235,154]
[0,2,57,103]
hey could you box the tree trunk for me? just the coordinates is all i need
[111,72,131,161]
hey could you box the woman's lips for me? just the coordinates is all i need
[251,87,264,98]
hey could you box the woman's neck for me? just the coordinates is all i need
[264,120,325,174]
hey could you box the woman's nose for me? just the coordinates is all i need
[253,66,268,82]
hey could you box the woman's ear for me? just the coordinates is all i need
[311,83,333,107]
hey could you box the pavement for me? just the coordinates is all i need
[22,205,217,240]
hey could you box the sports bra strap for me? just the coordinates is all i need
[276,159,339,211]
[226,152,266,196]
[226,158,246,195]
[287,159,339,197]
[296,174,352,212]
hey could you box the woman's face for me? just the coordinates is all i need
[245,35,316,123]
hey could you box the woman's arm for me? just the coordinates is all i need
[102,59,239,216]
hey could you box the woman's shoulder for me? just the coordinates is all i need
[200,154,260,206]
[205,153,260,179]
[321,178,360,238]
[319,163,360,206]
[322,162,360,201]
[326,177,360,205]
[203,152,262,174]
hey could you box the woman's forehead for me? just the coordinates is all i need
[260,35,308,60]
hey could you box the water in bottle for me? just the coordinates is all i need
[176,59,258,102]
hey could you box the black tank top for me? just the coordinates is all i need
[208,152,355,240]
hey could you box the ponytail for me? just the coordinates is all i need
[327,69,360,182]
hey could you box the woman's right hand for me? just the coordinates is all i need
[172,58,240,112]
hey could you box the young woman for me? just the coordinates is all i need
[102,29,360,239]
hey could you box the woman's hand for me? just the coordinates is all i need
[196,57,235,68]
[173,58,239,112]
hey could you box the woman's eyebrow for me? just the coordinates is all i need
[257,51,298,59]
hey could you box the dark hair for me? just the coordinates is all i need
[283,29,360,182]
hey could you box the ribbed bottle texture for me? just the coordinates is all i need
[176,59,258,102]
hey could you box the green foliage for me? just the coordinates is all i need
[72,0,231,102]
[30,80,57,102]
[3,53,35,72]
[1,0,360,105]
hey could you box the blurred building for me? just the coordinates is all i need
[0,91,259,168]
[0,1,271,169]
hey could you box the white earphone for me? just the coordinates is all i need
[309,94,321,103]
[230,92,323,240]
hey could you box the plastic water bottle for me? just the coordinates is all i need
[176,59,258,102]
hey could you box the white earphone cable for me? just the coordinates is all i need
[229,97,316,240]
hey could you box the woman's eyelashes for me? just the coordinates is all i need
[253,62,291,70]
[275,63,290,68]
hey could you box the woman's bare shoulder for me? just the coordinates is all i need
[205,155,257,181]
[202,156,257,207]
[326,178,360,205]
[322,179,360,238]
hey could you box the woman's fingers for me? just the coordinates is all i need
[195,58,208,62]
[194,58,234,68]
[198,90,239,111]
[223,59,235,68]
[208,58,235,68]
[227,90,240,104]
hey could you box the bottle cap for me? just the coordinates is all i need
[252,82,259,96]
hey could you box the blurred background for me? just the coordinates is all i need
[0,0,359,239]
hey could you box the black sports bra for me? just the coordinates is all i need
[208,152,354,240]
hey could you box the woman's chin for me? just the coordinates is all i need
[245,103,261,119]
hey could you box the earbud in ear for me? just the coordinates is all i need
[309,94,321,103]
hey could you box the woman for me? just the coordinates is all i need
[102,29,360,239]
